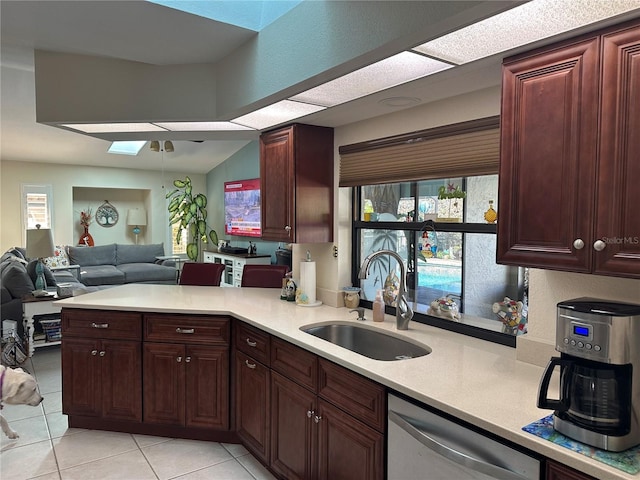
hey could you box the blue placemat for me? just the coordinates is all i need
[522,415,640,475]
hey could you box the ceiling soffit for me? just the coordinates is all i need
[32,1,521,140]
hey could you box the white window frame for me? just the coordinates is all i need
[22,184,54,238]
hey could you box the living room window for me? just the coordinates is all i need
[171,222,187,255]
[22,184,53,230]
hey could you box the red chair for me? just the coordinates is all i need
[241,264,289,288]
[179,262,225,286]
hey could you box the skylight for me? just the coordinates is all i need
[146,0,303,31]
[108,141,148,156]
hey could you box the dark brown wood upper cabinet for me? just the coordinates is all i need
[498,20,640,278]
[260,124,334,243]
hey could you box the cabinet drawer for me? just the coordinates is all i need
[271,337,317,392]
[203,251,216,263]
[235,322,270,365]
[319,358,386,432]
[234,259,244,269]
[62,309,141,340]
[144,314,229,345]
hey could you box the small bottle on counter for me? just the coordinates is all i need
[373,290,385,322]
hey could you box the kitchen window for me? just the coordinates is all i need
[353,176,526,346]
[341,117,525,347]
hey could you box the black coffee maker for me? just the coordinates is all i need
[538,298,640,452]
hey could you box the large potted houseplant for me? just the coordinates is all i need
[166,176,218,261]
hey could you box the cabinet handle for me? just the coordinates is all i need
[91,350,98,356]
[176,328,195,334]
[177,356,182,362]
[573,238,584,250]
[99,351,106,357]
[91,323,109,329]
[185,356,191,363]
[314,415,322,424]
[246,338,257,347]
[307,410,314,418]
[593,240,606,251]
[245,359,256,369]
[284,225,292,233]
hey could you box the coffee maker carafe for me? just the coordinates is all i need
[537,298,640,452]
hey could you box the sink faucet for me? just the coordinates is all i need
[358,250,413,330]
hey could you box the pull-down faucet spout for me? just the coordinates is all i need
[358,250,413,330]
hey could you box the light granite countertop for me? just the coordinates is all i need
[56,284,635,480]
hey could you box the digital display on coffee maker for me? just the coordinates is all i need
[573,324,590,337]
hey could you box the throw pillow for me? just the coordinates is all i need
[43,245,70,268]
[3,262,35,298]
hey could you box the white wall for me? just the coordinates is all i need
[0,160,206,252]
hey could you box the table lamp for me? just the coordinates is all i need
[26,224,55,294]
[127,208,147,244]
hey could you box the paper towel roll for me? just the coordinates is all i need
[297,261,316,304]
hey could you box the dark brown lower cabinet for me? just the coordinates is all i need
[235,350,271,463]
[546,460,598,480]
[62,337,142,422]
[268,337,384,480]
[144,342,229,429]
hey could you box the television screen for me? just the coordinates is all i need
[224,178,261,237]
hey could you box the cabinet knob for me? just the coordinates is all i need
[306,410,314,418]
[246,338,257,347]
[314,415,322,424]
[573,238,585,250]
[185,356,191,363]
[245,359,256,369]
[91,350,98,356]
[593,240,606,251]
[177,356,182,362]
[99,351,106,357]
[284,225,292,233]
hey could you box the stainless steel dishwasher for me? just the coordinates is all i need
[388,394,541,480]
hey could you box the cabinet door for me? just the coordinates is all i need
[143,342,185,425]
[261,126,294,242]
[316,400,384,480]
[498,37,600,272]
[595,24,640,277]
[270,372,316,480]
[185,345,229,429]
[101,339,142,422]
[546,460,597,480]
[62,337,101,417]
[235,351,270,463]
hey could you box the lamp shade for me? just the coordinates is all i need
[127,208,147,226]
[26,226,55,259]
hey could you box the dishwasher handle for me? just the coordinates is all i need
[388,410,530,480]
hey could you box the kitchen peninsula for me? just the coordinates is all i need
[56,284,631,480]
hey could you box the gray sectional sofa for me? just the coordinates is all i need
[67,243,178,287]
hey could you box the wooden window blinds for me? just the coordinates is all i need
[338,116,500,187]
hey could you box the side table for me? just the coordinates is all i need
[22,294,62,357]
[50,264,81,280]
[156,255,185,281]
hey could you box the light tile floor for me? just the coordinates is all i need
[1,347,277,480]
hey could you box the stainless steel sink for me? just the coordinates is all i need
[300,323,431,361]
